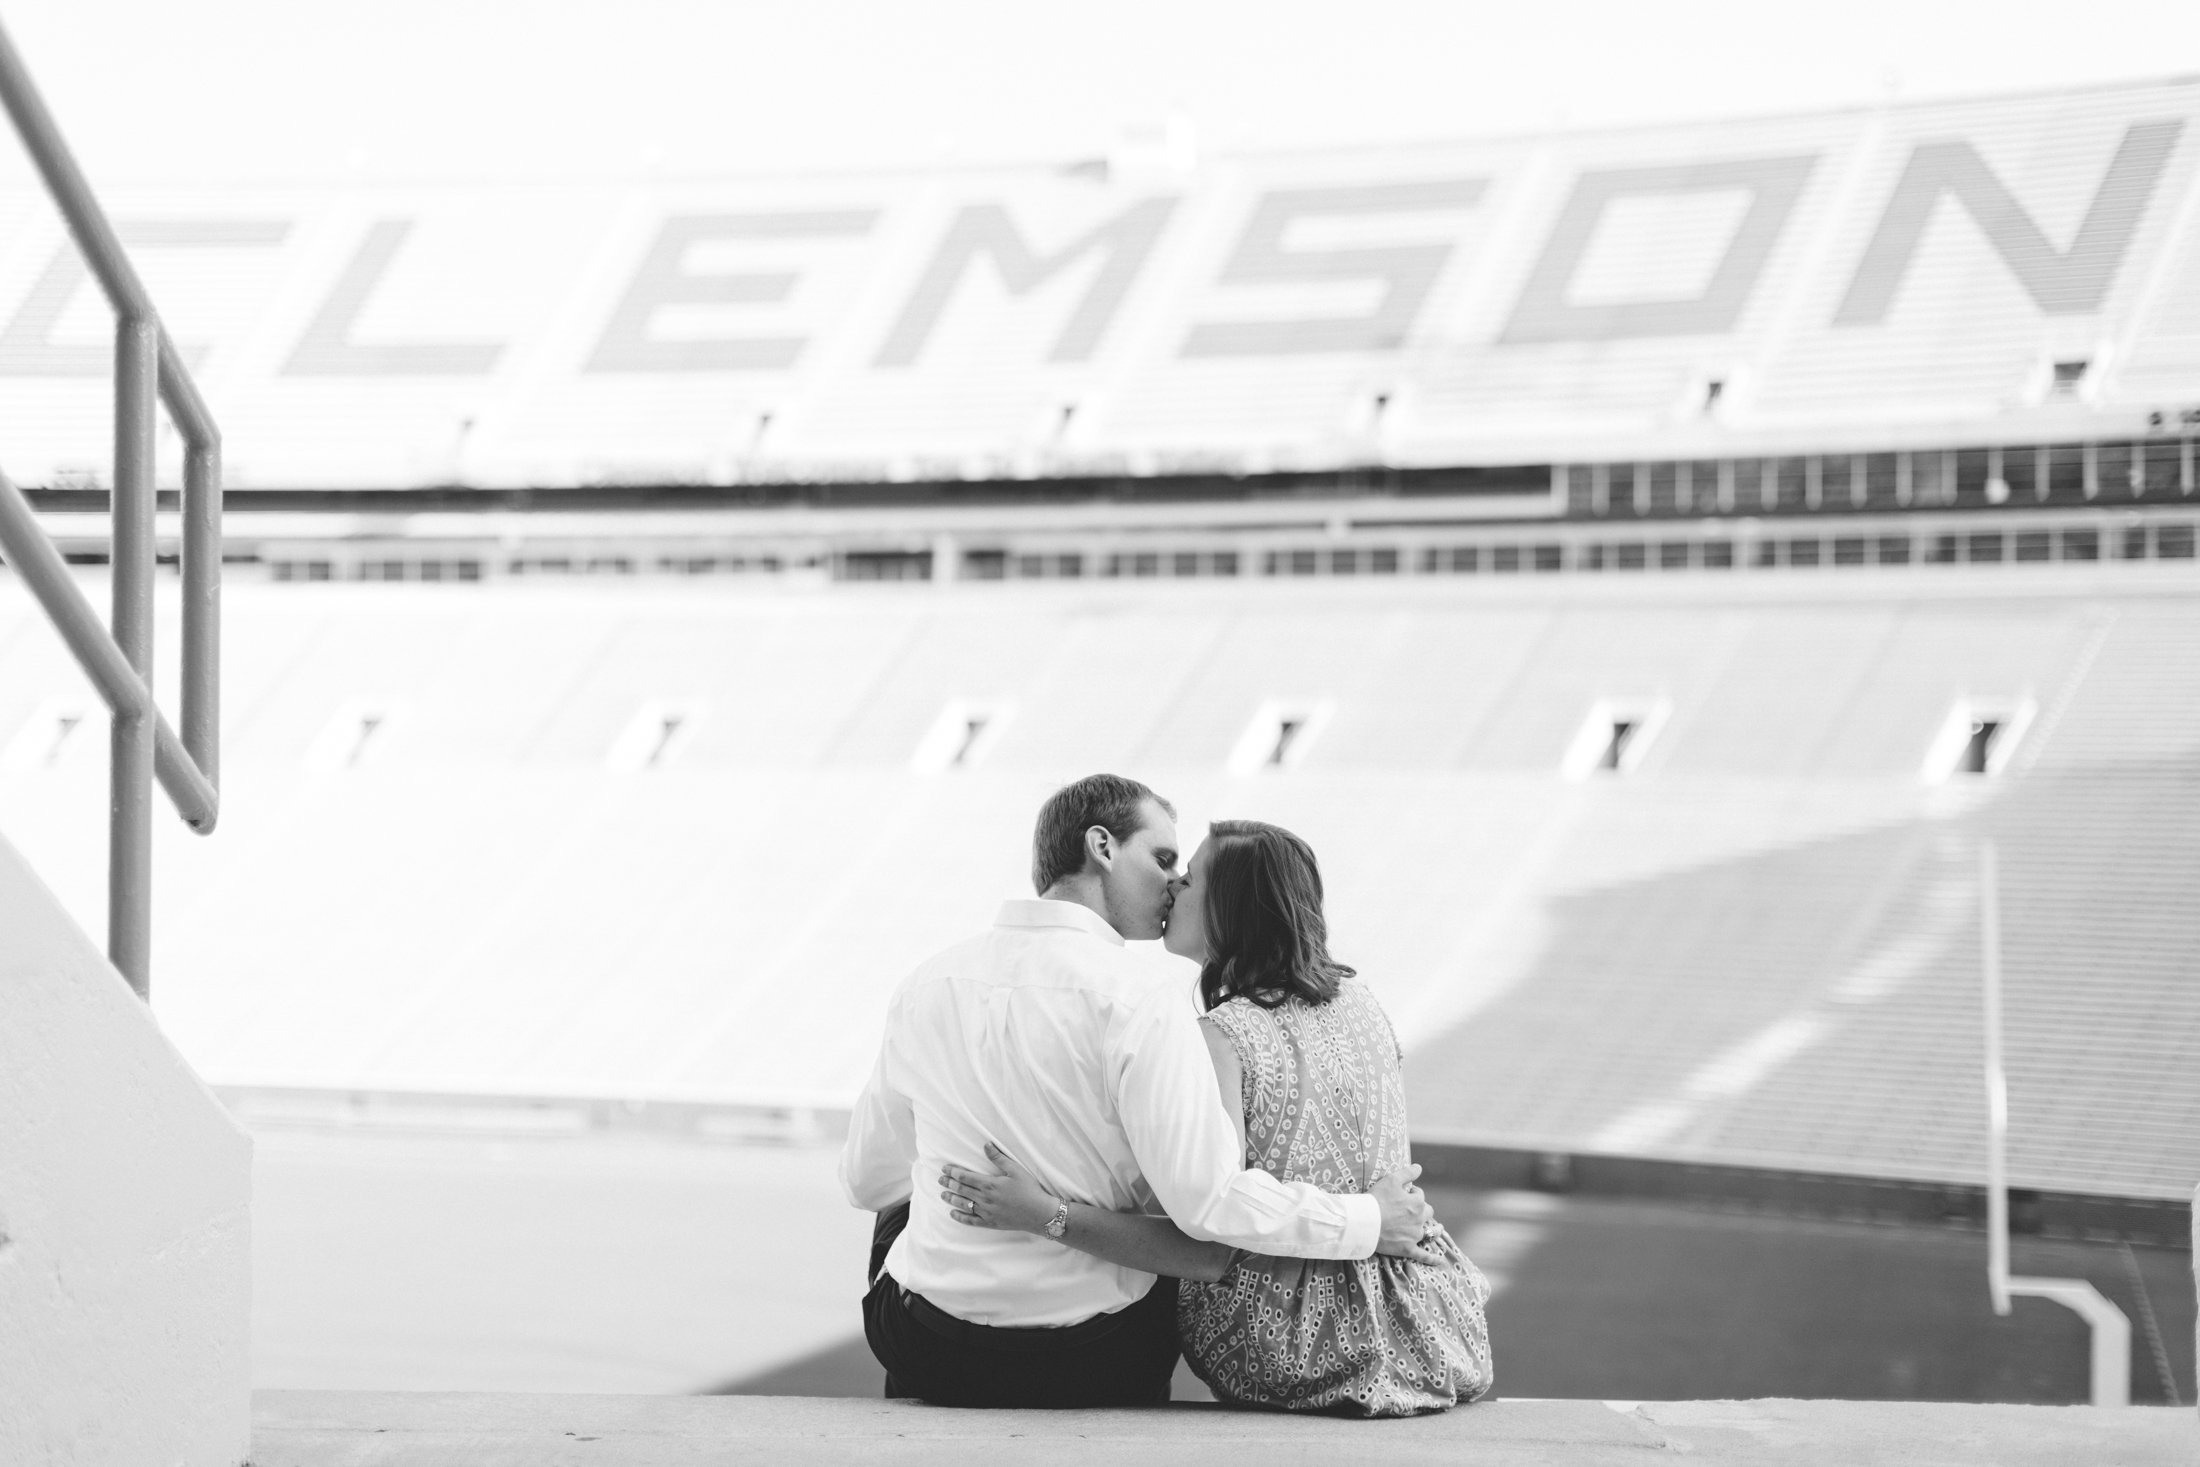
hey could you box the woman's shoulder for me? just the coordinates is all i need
[1331,973,1405,1056]
[1201,992,1266,1030]
[1201,992,1290,1052]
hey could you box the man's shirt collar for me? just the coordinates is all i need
[994,898,1125,947]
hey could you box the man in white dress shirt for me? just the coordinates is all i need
[840,773,1434,1407]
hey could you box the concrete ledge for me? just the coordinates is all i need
[252,1391,2196,1466]
[0,831,253,1467]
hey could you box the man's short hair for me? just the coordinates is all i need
[1031,774,1174,894]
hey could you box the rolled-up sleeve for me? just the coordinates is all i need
[839,1028,918,1211]
[1109,984,1379,1259]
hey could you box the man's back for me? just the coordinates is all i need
[841,899,1182,1326]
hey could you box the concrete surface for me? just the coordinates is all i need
[0,829,254,1466]
[253,1391,2196,1466]
[249,1127,871,1392]
[243,1125,2193,1404]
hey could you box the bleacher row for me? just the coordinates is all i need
[1,568,2194,1198]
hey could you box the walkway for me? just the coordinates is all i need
[254,1391,2194,1466]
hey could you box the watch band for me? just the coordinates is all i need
[1043,1200,1070,1239]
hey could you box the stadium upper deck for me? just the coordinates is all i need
[4,77,2200,493]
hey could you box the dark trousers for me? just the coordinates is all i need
[862,1202,1180,1408]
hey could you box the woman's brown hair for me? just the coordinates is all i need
[1195,819,1354,1012]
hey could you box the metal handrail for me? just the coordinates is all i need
[0,18,219,999]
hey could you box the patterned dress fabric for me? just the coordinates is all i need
[1177,976,1494,1416]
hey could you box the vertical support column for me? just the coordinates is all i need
[109,313,157,997]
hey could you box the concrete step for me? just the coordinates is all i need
[252,1391,2195,1466]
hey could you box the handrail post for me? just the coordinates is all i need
[165,334,220,790]
[109,314,158,996]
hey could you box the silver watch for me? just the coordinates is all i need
[1043,1200,1070,1239]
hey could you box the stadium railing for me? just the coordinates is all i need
[0,19,219,999]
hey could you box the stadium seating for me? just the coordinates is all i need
[4,565,2193,1200]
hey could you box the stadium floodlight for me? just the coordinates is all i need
[1979,840,2132,1408]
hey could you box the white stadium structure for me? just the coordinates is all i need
[4,76,2198,1207]
[1,76,2198,489]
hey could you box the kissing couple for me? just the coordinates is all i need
[841,773,1493,1415]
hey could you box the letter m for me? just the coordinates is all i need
[1835,119,2183,324]
[874,198,1175,366]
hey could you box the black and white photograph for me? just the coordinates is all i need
[0,1,2196,1462]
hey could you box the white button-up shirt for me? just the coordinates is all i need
[840,898,1381,1327]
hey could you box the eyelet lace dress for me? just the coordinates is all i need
[1177,976,1494,1415]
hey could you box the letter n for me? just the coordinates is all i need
[1834,119,2184,325]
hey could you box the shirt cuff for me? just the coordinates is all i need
[1340,1192,1382,1259]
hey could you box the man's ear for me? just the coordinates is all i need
[1084,824,1115,871]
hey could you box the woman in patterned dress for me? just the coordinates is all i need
[942,820,1494,1416]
